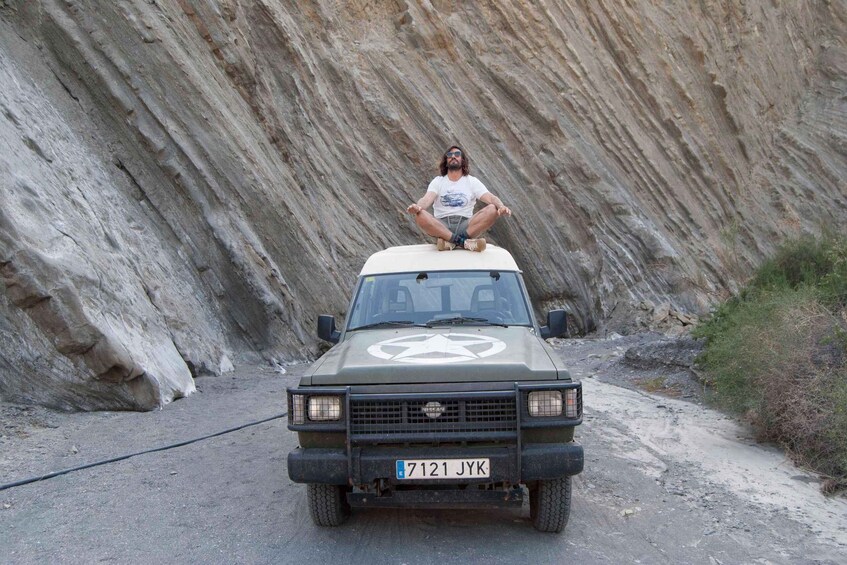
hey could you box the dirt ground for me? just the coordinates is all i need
[1,332,846,564]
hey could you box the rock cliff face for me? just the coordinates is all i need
[0,1,844,410]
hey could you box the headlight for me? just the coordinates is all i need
[528,390,562,417]
[308,395,342,421]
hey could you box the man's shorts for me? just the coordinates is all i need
[437,215,470,238]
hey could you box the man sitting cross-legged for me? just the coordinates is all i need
[406,144,512,252]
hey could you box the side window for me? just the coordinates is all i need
[470,285,496,311]
[450,277,473,311]
[496,276,530,324]
[400,279,441,313]
[348,277,375,328]
[387,287,413,313]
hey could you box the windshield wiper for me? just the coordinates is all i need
[349,320,424,331]
[425,316,509,328]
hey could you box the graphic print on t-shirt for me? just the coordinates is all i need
[441,192,469,208]
[427,175,489,218]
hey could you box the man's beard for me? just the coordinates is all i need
[447,160,461,170]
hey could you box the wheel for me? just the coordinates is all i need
[529,476,572,533]
[529,483,539,521]
[306,483,351,526]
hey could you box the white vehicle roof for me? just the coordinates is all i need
[360,244,520,276]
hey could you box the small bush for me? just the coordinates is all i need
[819,239,847,310]
[694,234,847,493]
[750,236,832,289]
[748,234,847,308]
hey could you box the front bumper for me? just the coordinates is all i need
[287,442,584,485]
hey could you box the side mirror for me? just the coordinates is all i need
[540,309,567,339]
[317,315,341,344]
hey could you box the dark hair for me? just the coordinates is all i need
[439,145,469,176]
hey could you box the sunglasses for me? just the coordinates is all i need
[445,150,462,158]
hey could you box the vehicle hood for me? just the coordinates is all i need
[307,326,562,386]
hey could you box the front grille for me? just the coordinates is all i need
[350,394,517,441]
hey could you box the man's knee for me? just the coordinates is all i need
[478,205,499,224]
[414,210,433,227]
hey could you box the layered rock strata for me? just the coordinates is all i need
[0,1,844,409]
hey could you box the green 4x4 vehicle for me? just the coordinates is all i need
[287,244,583,532]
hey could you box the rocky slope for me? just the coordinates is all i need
[0,1,844,409]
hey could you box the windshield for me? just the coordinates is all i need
[347,270,532,331]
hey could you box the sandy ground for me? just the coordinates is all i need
[560,334,847,547]
[1,332,845,564]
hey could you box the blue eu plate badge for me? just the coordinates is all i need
[396,460,406,479]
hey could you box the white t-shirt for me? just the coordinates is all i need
[427,175,489,219]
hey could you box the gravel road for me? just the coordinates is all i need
[1,334,845,564]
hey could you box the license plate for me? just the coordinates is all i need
[395,458,490,480]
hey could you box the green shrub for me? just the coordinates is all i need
[824,375,847,490]
[694,234,847,492]
[746,233,847,308]
[695,288,808,413]
[750,236,832,290]
[819,239,847,310]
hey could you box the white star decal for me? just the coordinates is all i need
[367,333,506,364]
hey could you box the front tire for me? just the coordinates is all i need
[306,483,351,526]
[529,476,572,533]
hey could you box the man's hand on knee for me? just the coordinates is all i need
[407,204,422,215]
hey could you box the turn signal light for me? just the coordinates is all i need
[291,394,306,424]
[564,388,579,418]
